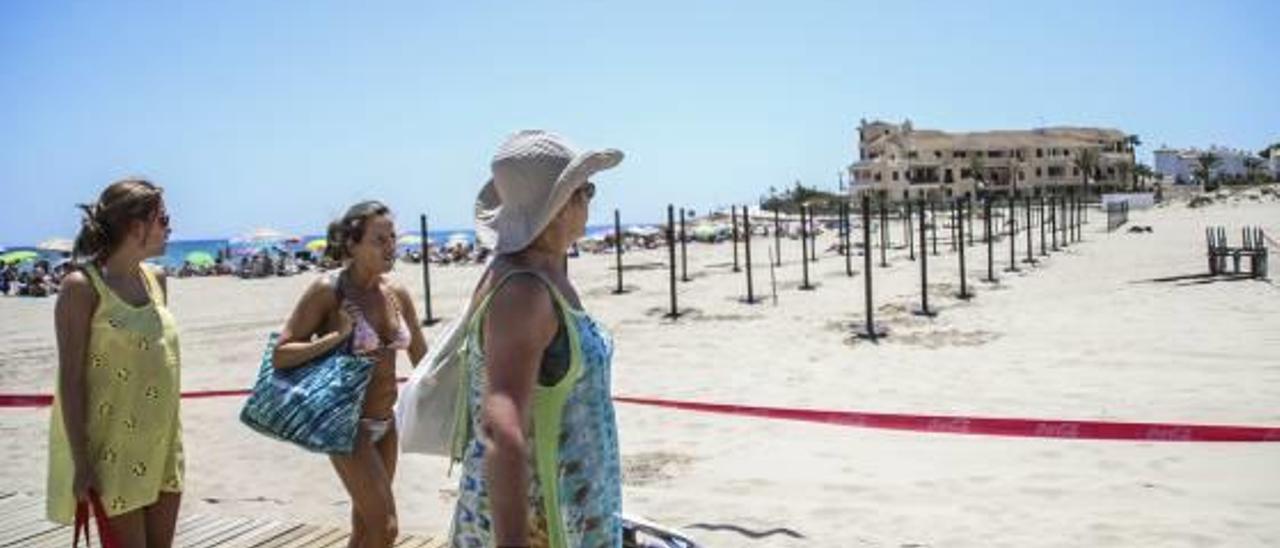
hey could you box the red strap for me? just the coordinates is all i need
[71,491,118,548]
[73,500,89,547]
[88,492,118,548]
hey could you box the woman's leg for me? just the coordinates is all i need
[143,492,181,548]
[331,427,397,548]
[106,507,148,548]
[374,423,399,538]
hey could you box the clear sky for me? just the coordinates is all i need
[2,0,1277,245]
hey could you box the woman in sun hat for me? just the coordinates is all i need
[448,130,624,548]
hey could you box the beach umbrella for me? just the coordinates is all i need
[305,238,328,252]
[691,224,720,242]
[37,238,74,253]
[184,251,215,267]
[233,228,297,245]
[0,250,38,265]
[624,226,660,238]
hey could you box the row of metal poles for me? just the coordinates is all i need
[412,193,1090,334]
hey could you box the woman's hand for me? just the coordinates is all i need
[334,305,356,341]
[72,464,100,502]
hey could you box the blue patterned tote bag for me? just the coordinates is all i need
[239,333,374,454]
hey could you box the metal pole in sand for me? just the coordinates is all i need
[665,205,679,319]
[731,205,741,273]
[858,194,884,339]
[679,207,689,282]
[799,205,814,290]
[957,198,972,300]
[984,197,996,283]
[1023,194,1036,265]
[915,199,935,317]
[613,209,626,294]
[744,205,756,303]
[1006,194,1020,273]
[418,214,438,326]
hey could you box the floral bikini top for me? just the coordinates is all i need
[336,272,411,354]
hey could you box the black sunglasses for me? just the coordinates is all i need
[578,182,596,201]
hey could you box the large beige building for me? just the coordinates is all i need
[848,119,1136,201]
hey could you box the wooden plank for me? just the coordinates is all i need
[290,527,347,548]
[190,516,267,548]
[173,513,231,545]
[17,524,77,548]
[0,499,46,529]
[0,518,64,548]
[254,523,323,548]
[210,521,301,548]
[184,516,258,547]
[0,493,448,548]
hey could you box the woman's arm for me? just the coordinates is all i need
[54,271,98,498]
[272,276,352,369]
[392,284,428,366]
[153,266,168,305]
[481,274,559,546]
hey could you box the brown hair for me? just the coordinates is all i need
[325,201,392,261]
[73,178,164,265]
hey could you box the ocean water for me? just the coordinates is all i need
[10,223,656,269]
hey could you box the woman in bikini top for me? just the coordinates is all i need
[272,201,427,547]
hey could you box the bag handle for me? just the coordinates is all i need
[73,490,120,548]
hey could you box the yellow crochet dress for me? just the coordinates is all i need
[46,264,183,523]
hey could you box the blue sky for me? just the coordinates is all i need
[2,0,1277,245]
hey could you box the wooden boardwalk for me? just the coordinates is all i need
[0,492,447,547]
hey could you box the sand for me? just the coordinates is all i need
[2,197,1278,547]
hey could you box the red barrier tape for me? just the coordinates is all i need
[613,396,1280,443]
[6,388,1278,442]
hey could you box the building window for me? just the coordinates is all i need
[975,150,985,158]
[1018,170,1025,181]
[1035,167,1042,177]
[1072,167,1079,176]
[1064,149,1072,157]
[892,171,899,181]
[1048,166,1065,177]
[988,150,1005,158]
[1036,148,1044,158]
[874,172,882,181]
[945,169,954,183]
[907,151,918,159]
[953,151,967,159]
[934,151,943,159]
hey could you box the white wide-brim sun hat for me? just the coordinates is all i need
[475,130,624,254]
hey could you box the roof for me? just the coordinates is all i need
[866,126,1127,151]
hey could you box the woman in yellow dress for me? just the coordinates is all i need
[47,178,184,548]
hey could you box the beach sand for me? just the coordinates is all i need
[2,198,1278,547]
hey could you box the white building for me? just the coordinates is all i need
[1153,146,1271,184]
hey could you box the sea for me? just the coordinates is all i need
[6,223,644,269]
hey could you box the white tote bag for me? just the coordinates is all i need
[395,297,477,457]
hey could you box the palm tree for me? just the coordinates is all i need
[1244,157,1265,184]
[1008,155,1024,195]
[1134,163,1155,191]
[967,155,986,196]
[1125,134,1142,152]
[1194,153,1221,191]
[1115,160,1135,191]
[1073,148,1099,196]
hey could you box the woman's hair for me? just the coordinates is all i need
[325,201,392,261]
[73,178,164,265]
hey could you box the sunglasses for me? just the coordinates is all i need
[155,213,170,228]
[577,182,596,201]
